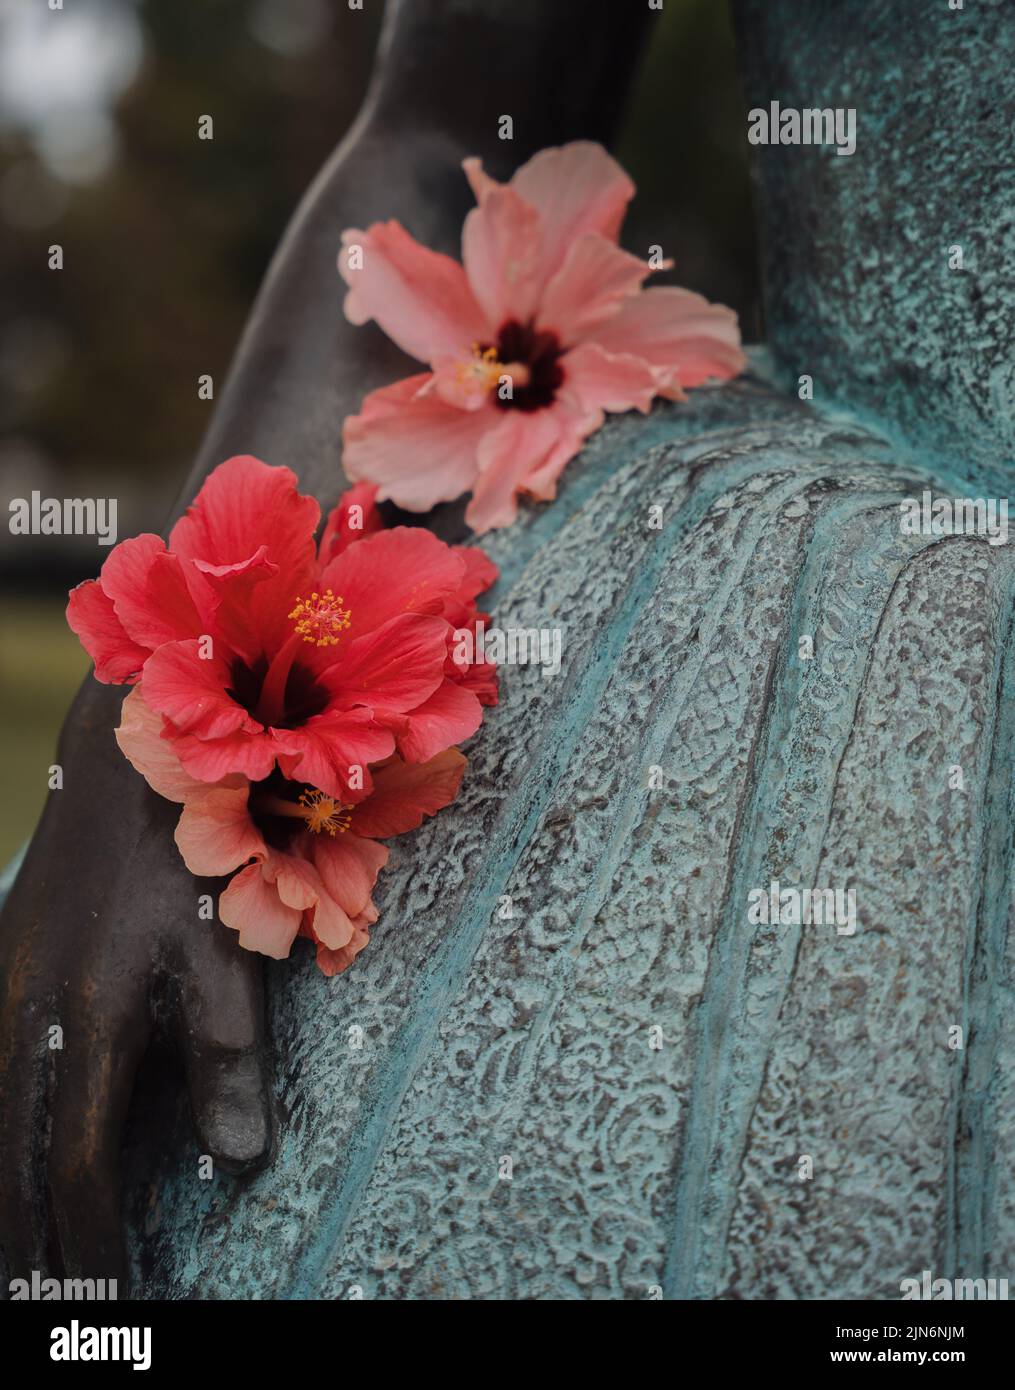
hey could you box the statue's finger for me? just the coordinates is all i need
[176,919,273,1177]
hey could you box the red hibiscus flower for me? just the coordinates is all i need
[115,688,465,974]
[67,457,498,802]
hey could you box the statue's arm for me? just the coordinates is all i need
[0,0,649,1291]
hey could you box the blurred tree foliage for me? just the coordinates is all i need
[1,0,382,530]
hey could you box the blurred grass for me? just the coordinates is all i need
[0,595,89,862]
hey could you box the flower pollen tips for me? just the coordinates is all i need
[456,344,506,396]
[299,788,353,836]
[289,589,352,646]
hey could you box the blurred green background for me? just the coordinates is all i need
[0,0,757,862]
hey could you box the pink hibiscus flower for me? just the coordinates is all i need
[67,457,498,803]
[339,140,746,533]
[115,688,465,975]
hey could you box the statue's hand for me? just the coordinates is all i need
[0,681,272,1290]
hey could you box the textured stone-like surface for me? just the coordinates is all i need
[111,368,1015,1299]
[734,0,1015,494]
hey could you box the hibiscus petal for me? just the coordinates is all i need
[514,403,602,505]
[172,726,279,785]
[464,410,566,533]
[307,897,356,953]
[461,155,499,205]
[312,934,372,978]
[268,852,322,912]
[219,862,302,959]
[453,651,500,707]
[342,373,494,512]
[461,184,543,329]
[280,848,362,952]
[272,708,394,802]
[590,285,746,395]
[186,546,280,665]
[169,456,319,655]
[396,680,483,764]
[453,545,499,604]
[311,913,375,977]
[67,579,150,684]
[175,785,264,878]
[352,748,466,838]
[465,141,635,294]
[339,221,487,362]
[537,233,653,345]
[320,526,467,638]
[558,340,660,415]
[322,612,449,714]
[141,639,257,740]
[313,832,389,921]
[99,535,204,651]
[115,686,234,802]
[318,482,383,565]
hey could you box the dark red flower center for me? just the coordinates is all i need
[227,655,330,730]
[248,769,353,849]
[487,319,565,412]
[248,770,310,850]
